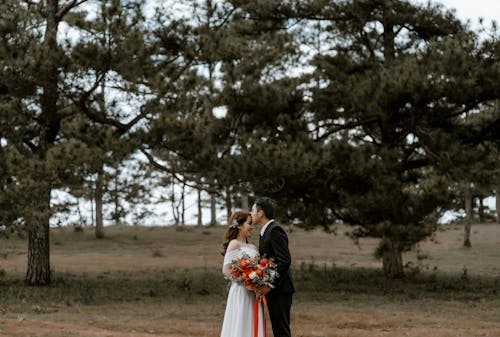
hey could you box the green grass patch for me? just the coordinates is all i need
[1,263,499,310]
[294,262,500,301]
[0,268,227,308]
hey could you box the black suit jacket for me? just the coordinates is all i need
[259,221,295,294]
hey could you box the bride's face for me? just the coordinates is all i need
[239,216,254,239]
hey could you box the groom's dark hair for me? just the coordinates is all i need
[255,197,275,219]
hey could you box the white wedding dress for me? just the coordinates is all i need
[220,243,265,337]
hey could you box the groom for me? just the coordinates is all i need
[252,197,295,337]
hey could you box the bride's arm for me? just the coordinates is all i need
[222,263,232,277]
[222,240,241,276]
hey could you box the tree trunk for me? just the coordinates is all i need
[382,0,395,63]
[95,164,104,238]
[464,186,473,247]
[210,192,217,226]
[496,185,500,225]
[26,187,51,285]
[181,183,185,225]
[381,238,404,279]
[26,0,59,286]
[197,189,203,226]
[478,194,485,223]
[113,173,119,225]
[241,190,248,211]
[95,76,105,237]
[90,186,95,227]
[225,186,232,220]
[75,197,84,228]
[171,178,179,225]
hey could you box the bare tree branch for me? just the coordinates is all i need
[70,73,131,131]
[22,138,39,153]
[72,72,151,136]
[140,148,220,194]
[313,116,379,142]
[57,0,88,21]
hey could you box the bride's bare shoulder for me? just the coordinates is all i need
[226,239,242,253]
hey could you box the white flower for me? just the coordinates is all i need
[248,271,258,280]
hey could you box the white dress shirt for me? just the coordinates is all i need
[260,219,274,237]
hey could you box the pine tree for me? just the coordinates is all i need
[140,0,299,223]
[0,0,157,285]
[0,0,95,285]
[301,0,500,277]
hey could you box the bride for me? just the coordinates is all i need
[220,211,265,337]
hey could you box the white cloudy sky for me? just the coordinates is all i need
[143,0,500,24]
[416,0,499,25]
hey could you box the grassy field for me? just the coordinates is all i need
[1,223,500,336]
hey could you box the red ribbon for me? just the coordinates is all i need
[254,296,267,337]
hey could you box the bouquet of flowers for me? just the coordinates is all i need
[226,254,279,292]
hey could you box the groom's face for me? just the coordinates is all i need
[251,204,263,226]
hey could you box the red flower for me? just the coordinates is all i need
[226,253,279,292]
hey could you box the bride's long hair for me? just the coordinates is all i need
[221,211,250,256]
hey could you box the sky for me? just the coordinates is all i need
[415,0,500,27]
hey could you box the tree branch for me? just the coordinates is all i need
[414,126,446,165]
[57,0,88,21]
[22,138,39,153]
[313,116,379,142]
[139,148,220,194]
[74,72,150,135]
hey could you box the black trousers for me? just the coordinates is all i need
[266,292,293,337]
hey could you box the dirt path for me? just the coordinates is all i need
[1,298,500,337]
[2,310,500,337]
[0,318,219,337]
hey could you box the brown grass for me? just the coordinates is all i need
[1,223,500,336]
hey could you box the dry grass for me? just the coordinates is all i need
[1,222,500,337]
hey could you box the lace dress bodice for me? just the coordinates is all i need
[223,243,259,266]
